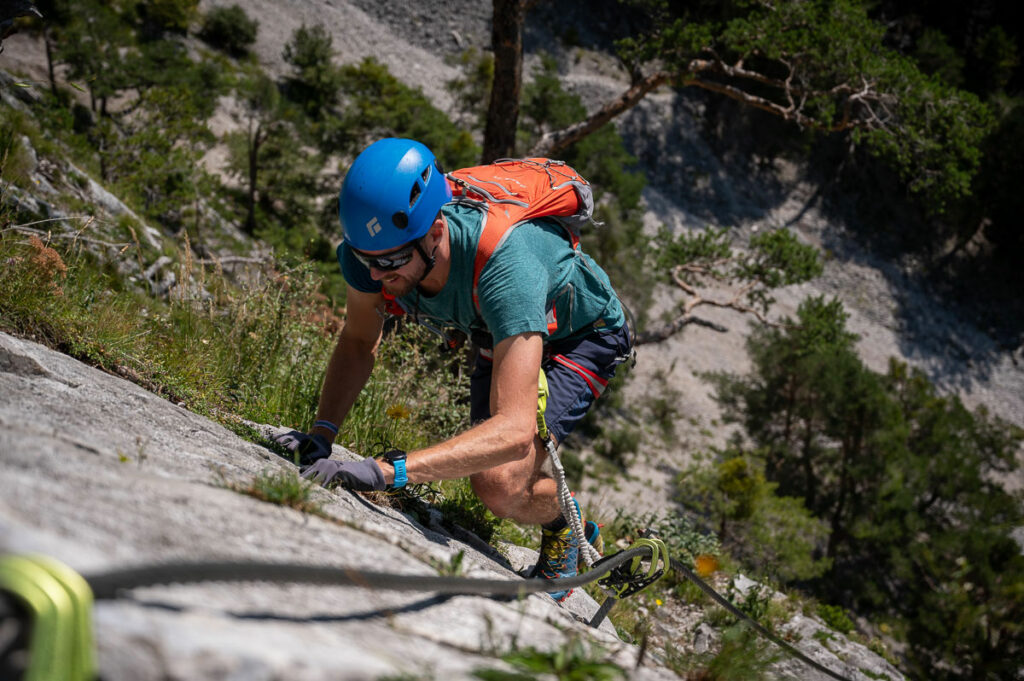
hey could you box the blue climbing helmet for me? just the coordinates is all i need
[338,138,452,251]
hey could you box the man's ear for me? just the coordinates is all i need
[429,213,446,240]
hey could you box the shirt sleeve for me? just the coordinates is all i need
[337,243,382,294]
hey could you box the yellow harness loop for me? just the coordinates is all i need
[537,368,550,440]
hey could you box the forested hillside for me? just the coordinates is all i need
[1,1,1022,679]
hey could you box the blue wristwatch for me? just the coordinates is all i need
[384,449,407,489]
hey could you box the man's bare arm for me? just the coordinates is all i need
[310,287,385,440]
[378,332,544,484]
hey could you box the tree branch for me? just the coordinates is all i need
[681,72,858,132]
[635,261,786,345]
[528,69,673,157]
[635,314,729,345]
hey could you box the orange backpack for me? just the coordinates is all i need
[447,158,594,315]
[382,158,595,332]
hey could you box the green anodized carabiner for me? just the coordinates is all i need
[0,554,97,681]
[598,534,670,599]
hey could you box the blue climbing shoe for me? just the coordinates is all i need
[533,520,580,602]
[533,499,602,602]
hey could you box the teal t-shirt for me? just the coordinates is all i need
[338,202,624,345]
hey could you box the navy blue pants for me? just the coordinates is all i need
[469,325,633,444]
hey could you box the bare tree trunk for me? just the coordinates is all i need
[44,34,58,98]
[245,120,262,235]
[482,0,524,163]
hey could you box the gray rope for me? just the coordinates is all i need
[669,557,854,681]
[80,548,857,681]
[83,548,648,601]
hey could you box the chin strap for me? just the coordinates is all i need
[414,238,437,278]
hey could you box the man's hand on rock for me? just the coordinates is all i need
[300,457,386,491]
[270,430,331,466]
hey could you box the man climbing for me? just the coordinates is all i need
[273,138,633,601]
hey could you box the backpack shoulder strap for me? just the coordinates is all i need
[446,158,594,314]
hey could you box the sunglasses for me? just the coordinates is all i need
[351,242,418,271]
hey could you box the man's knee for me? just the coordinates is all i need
[470,468,528,518]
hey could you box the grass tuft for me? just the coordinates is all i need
[228,469,323,515]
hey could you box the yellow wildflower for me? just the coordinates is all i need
[694,554,719,577]
[386,404,412,420]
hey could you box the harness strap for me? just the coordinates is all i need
[550,354,609,398]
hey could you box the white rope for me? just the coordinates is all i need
[544,438,601,567]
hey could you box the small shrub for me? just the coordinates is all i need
[675,451,832,583]
[594,425,640,467]
[734,582,774,628]
[0,127,35,189]
[607,509,721,568]
[813,629,837,645]
[199,5,259,57]
[672,624,776,681]
[817,603,855,634]
[140,0,199,34]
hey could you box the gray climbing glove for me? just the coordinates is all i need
[270,430,332,466]
[300,457,386,491]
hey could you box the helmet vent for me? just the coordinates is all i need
[408,181,421,208]
[392,212,409,229]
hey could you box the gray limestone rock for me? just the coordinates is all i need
[0,332,671,680]
[0,330,907,680]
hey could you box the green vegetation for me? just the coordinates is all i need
[336,58,479,169]
[606,510,720,570]
[676,453,832,583]
[282,24,343,120]
[0,231,331,423]
[5,4,1023,679]
[0,130,34,189]
[603,0,994,213]
[474,636,625,681]
[665,624,777,681]
[707,295,1024,680]
[199,4,258,57]
[817,604,855,635]
[227,469,323,516]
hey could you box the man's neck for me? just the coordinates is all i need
[417,216,451,296]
